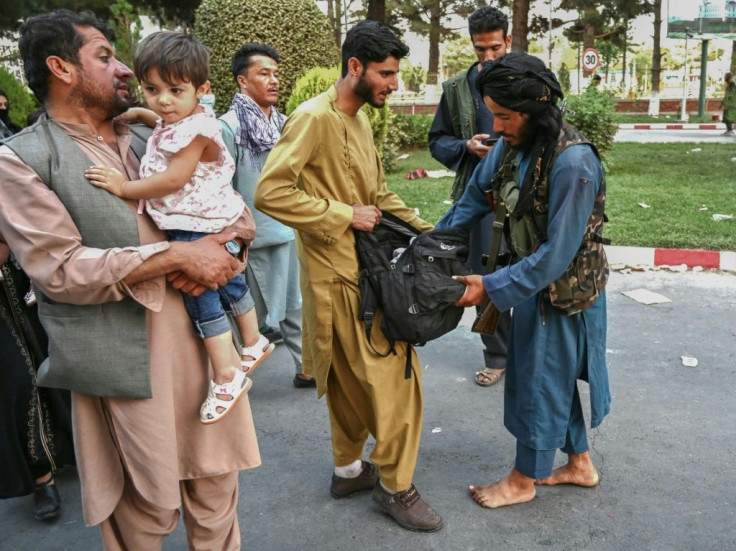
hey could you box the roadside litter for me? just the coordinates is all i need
[622,288,672,305]
[712,214,733,221]
[680,356,698,368]
[425,169,455,178]
[405,169,427,180]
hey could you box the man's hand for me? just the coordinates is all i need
[351,204,382,232]
[171,232,242,292]
[453,274,488,307]
[166,271,209,297]
[113,107,157,127]
[466,133,493,160]
[85,165,128,197]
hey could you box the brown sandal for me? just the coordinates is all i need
[475,367,505,387]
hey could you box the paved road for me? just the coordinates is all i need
[1,269,734,550]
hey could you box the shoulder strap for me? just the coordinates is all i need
[481,190,508,275]
[355,229,396,359]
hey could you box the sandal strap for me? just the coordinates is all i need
[210,369,247,397]
[241,334,269,358]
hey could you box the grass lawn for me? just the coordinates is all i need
[386,143,736,251]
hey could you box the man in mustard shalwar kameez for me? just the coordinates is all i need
[255,21,443,532]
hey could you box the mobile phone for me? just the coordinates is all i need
[483,137,498,146]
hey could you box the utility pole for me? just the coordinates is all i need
[548,0,553,66]
[680,28,691,122]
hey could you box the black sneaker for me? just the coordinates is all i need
[293,374,317,388]
[330,461,379,498]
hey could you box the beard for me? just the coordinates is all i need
[354,72,385,109]
[516,117,537,152]
[72,68,131,119]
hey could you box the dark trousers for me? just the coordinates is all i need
[469,212,511,370]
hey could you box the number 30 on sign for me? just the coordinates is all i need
[582,48,600,72]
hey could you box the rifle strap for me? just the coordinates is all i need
[482,190,508,276]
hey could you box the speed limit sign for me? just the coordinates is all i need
[582,48,600,72]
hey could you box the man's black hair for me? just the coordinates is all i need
[19,9,114,104]
[231,43,280,82]
[468,6,509,38]
[523,104,563,147]
[341,20,409,77]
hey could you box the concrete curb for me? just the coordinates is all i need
[618,123,721,130]
[605,245,736,271]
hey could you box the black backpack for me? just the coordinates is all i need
[355,211,471,378]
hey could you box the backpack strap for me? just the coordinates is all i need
[404,344,413,379]
[355,229,397,359]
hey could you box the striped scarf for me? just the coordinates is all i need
[229,93,285,167]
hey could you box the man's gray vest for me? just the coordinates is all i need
[4,115,154,398]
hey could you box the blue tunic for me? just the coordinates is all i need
[437,139,611,450]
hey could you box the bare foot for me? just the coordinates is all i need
[535,452,599,487]
[468,470,536,509]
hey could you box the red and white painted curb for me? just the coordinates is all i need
[605,245,736,271]
[618,123,721,130]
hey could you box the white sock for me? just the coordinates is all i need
[380,481,398,494]
[334,459,363,478]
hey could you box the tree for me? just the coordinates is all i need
[511,0,532,53]
[596,40,621,84]
[325,0,343,49]
[135,0,201,31]
[0,67,38,126]
[605,0,654,94]
[649,0,663,115]
[559,0,654,84]
[195,0,340,113]
[366,0,386,23]
[394,0,483,85]
[109,0,142,74]
[400,60,426,93]
[440,36,477,78]
[557,62,571,92]
[0,0,110,37]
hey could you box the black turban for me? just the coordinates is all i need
[476,52,563,114]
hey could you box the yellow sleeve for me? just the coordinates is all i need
[254,108,353,246]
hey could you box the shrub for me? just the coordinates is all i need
[285,66,339,115]
[388,113,433,151]
[194,0,340,114]
[564,86,617,164]
[0,68,39,128]
[286,65,397,171]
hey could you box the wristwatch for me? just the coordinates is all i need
[225,240,241,256]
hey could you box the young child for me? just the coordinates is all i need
[85,31,273,424]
